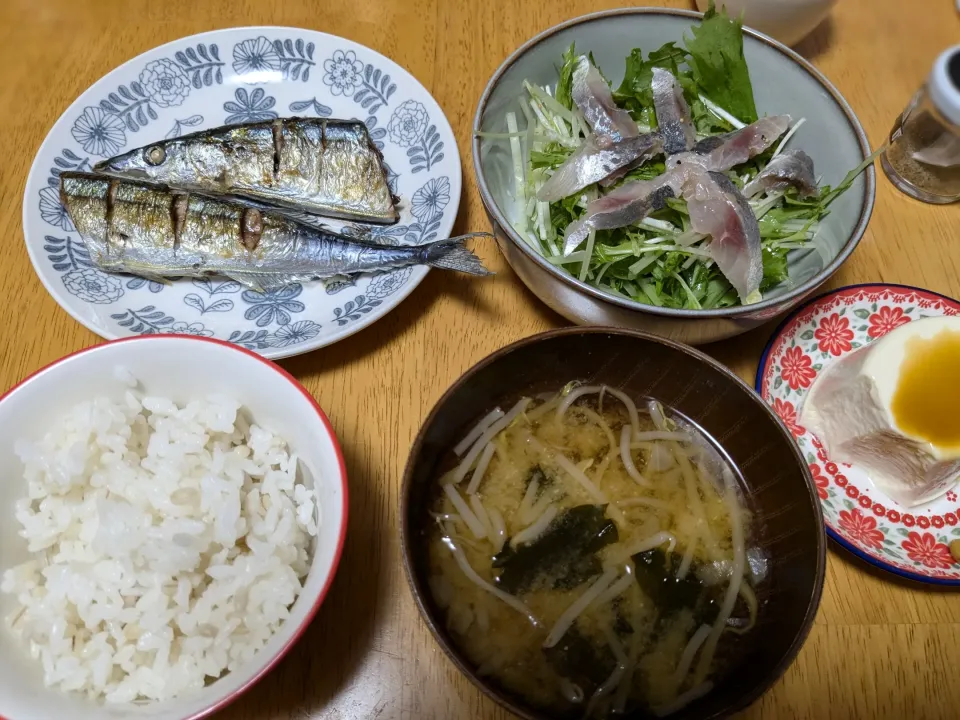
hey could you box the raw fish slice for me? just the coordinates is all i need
[537,133,665,202]
[559,162,708,254]
[742,150,817,198]
[562,178,676,255]
[572,56,639,142]
[652,68,695,155]
[667,115,791,173]
[684,171,763,303]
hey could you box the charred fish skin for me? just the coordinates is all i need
[93,118,399,225]
[59,172,487,289]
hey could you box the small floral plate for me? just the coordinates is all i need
[23,27,460,359]
[757,284,960,584]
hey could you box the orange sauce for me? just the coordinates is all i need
[890,328,960,451]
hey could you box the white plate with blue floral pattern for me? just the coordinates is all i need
[23,27,460,359]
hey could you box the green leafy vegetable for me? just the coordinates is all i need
[760,246,789,289]
[508,4,876,312]
[530,141,575,170]
[684,2,758,123]
[814,146,883,210]
[613,42,689,117]
[555,43,578,110]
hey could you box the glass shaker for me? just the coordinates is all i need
[881,44,960,204]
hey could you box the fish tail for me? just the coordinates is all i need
[422,235,493,276]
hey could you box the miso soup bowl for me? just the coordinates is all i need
[472,7,875,345]
[400,327,826,720]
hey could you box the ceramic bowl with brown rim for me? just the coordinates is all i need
[472,8,875,345]
[401,328,825,719]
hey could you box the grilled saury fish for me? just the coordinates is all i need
[59,173,489,291]
[93,118,399,224]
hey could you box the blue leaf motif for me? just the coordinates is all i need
[192,278,241,296]
[174,43,225,88]
[48,149,92,187]
[165,114,204,139]
[184,293,206,312]
[332,294,381,326]
[45,235,95,271]
[125,276,165,293]
[228,329,271,350]
[109,305,174,334]
[288,98,333,116]
[271,38,316,82]
[206,298,235,313]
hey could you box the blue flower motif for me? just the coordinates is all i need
[39,186,75,231]
[70,107,126,157]
[161,321,213,337]
[139,59,191,108]
[322,50,363,96]
[241,284,305,327]
[268,320,321,347]
[224,88,278,124]
[388,100,428,147]
[62,268,124,304]
[367,269,411,300]
[233,37,281,79]
[410,177,451,222]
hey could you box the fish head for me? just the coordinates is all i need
[93,139,190,183]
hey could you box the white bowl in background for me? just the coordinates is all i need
[0,335,348,720]
[697,0,837,47]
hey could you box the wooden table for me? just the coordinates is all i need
[1,0,959,717]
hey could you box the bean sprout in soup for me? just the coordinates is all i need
[425,384,759,718]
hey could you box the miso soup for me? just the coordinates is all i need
[425,384,760,718]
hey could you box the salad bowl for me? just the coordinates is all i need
[472,8,874,345]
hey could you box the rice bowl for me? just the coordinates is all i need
[0,336,347,720]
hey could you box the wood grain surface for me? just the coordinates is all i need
[1,0,959,718]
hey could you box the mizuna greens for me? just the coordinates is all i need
[491,5,872,310]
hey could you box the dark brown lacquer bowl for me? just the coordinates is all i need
[401,328,826,720]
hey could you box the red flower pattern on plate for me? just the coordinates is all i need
[867,305,910,338]
[814,313,854,355]
[759,286,960,581]
[839,508,884,550]
[810,463,828,500]
[780,346,816,390]
[901,532,955,569]
[773,398,805,437]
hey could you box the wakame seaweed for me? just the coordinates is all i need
[494,504,618,594]
[542,625,617,694]
[632,547,704,610]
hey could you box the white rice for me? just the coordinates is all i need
[0,383,319,703]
